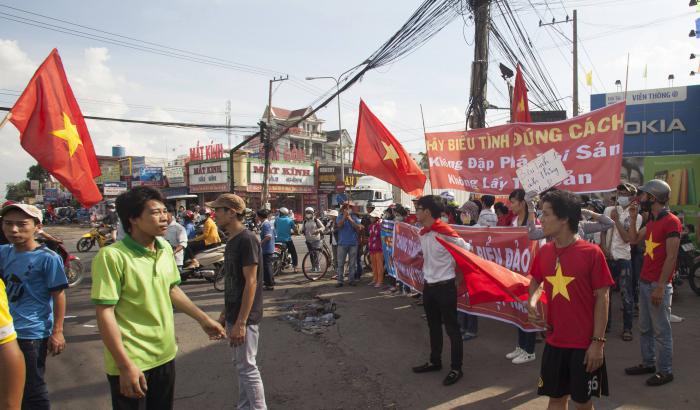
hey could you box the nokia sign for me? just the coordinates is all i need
[591,85,700,156]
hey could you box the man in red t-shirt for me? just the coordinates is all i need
[528,190,614,409]
[624,179,680,387]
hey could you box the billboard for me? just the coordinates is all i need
[248,160,315,194]
[138,167,164,187]
[317,165,361,192]
[164,166,186,187]
[591,85,700,156]
[103,181,128,196]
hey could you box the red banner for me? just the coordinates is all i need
[426,102,626,195]
[392,223,545,331]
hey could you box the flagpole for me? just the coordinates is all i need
[419,104,434,195]
[0,112,11,130]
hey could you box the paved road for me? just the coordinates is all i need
[36,226,700,409]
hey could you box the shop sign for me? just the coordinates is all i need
[164,166,186,187]
[249,161,314,186]
[318,166,361,192]
[190,142,225,161]
[95,159,121,184]
[189,160,229,193]
[103,181,128,196]
[138,167,164,187]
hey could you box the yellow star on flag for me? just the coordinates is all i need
[517,97,525,112]
[644,232,661,260]
[51,112,82,157]
[381,140,400,168]
[545,262,575,301]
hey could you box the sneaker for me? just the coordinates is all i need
[505,347,524,360]
[670,314,684,323]
[512,352,536,365]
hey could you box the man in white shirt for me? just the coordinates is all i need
[600,183,642,341]
[412,195,470,386]
[477,195,498,227]
[165,207,188,273]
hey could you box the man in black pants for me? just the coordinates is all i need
[412,195,469,386]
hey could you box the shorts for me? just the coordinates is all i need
[537,343,609,404]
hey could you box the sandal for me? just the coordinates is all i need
[646,372,674,386]
[622,330,633,342]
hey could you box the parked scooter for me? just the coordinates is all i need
[76,223,114,252]
[677,236,700,296]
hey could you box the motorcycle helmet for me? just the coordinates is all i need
[279,207,289,215]
[638,179,671,203]
[440,191,456,202]
[304,207,314,213]
[185,210,195,220]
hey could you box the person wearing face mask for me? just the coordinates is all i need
[302,207,325,272]
[600,183,642,342]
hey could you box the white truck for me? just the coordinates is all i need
[347,176,394,215]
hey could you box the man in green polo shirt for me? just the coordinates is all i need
[91,186,225,410]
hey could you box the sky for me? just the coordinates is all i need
[0,0,698,198]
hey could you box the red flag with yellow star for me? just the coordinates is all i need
[511,64,532,123]
[352,100,426,196]
[9,49,102,207]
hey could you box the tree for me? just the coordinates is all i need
[5,181,33,202]
[417,152,429,170]
[27,163,50,182]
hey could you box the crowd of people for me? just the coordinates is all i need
[0,175,686,409]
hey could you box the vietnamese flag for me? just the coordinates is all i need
[9,49,102,207]
[511,64,532,123]
[437,236,542,305]
[352,100,426,196]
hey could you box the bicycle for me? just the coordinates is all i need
[302,239,335,281]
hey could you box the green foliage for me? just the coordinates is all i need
[5,181,32,201]
[26,163,50,182]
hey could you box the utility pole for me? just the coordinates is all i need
[468,0,491,130]
[225,100,232,150]
[539,9,578,116]
[261,75,289,208]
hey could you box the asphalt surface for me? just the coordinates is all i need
[36,225,700,409]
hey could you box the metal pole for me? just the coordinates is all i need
[261,80,273,207]
[573,9,579,116]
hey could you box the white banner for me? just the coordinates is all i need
[249,161,314,186]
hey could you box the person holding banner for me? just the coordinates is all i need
[505,189,540,365]
[411,195,469,386]
[527,190,613,408]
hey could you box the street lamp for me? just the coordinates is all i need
[668,74,675,87]
[615,79,622,92]
[306,75,345,192]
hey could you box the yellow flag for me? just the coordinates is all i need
[585,70,592,87]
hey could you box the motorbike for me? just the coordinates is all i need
[39,239,84,287]
[272,242,293,276]
[678,236,700,296]
[181,244,226,292]
[76,224,114,252]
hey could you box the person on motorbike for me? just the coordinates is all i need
[102,203,119,242]
[274,207,298,272]
[182,211,196,240]
[184,208,221,269]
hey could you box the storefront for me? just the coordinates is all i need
[245,160,316,213]
[591,84,700,223]
[188,159,230,203]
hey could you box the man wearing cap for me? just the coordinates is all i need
[0,203,67,409]
[625,179,680,387]
[207,194,267,409]
[600,183,642,342]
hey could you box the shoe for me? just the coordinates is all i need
[505,347,524,360]
[335,283,344,288]
[512,352,536,365]
[367,281,377,286]
[349,281,357,287]
[670,314,684,323]
[625,364,656,375]
[412,362,442,373]
[622,330,633,341]
[462,332,477,341]
[646,372,674,386]
[374,283,382,288]
[443,370,463,386]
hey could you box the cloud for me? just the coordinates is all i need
[0,39,35,89]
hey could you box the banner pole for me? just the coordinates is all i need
[0,112,12,130]
[419,104,434,195]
